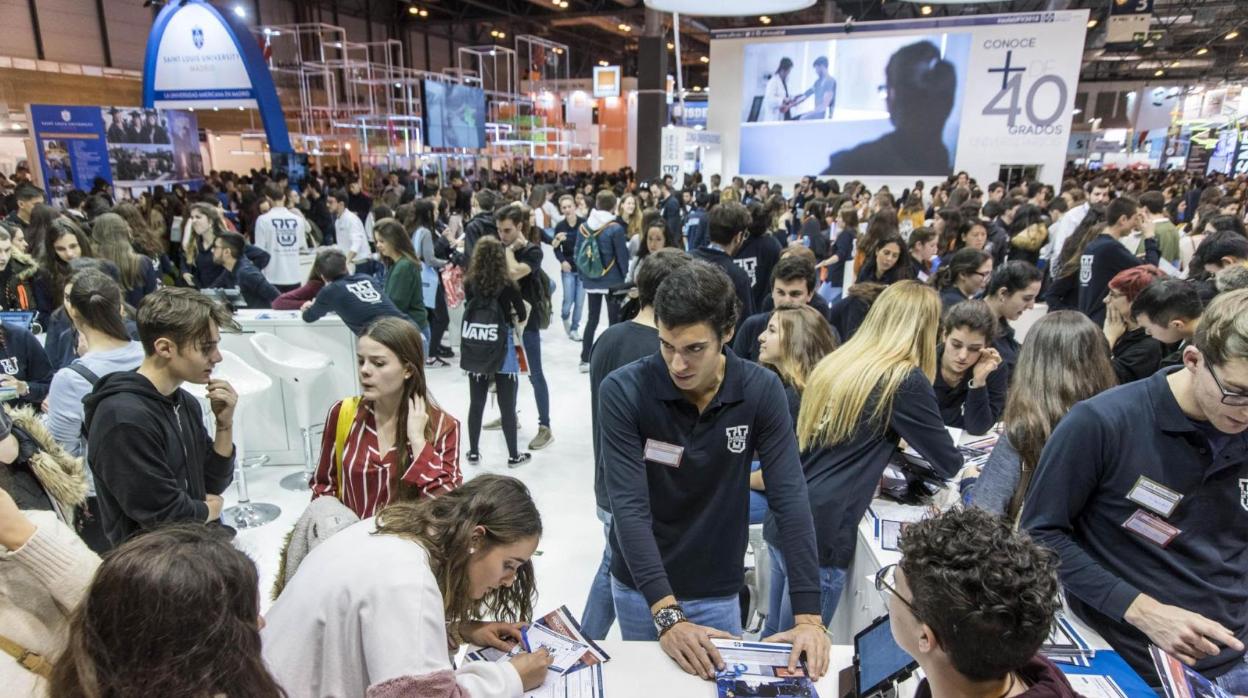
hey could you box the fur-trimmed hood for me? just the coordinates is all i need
[7,405,89,515]
[5,252,39,283]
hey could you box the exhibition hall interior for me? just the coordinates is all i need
[5,0,1248,696]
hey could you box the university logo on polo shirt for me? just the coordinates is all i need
[726,425,749,454]
[346,281,381,303]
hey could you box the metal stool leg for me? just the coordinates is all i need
[220,400,280,528]
[280,425,315,491]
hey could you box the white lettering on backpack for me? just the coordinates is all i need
[462,323,499,342]
[346,281,382,303]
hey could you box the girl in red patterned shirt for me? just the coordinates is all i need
[312,316,460,518]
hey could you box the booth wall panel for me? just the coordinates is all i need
[35,0,105,66]
[0,3,38,60]
[104,1,154,71]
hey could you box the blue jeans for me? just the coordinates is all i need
[611,576,742,640]
[761,547,847,638]
[580,508,615,641]
[749,461,767,525]
[521,328,550,428]
[1215,655,1248,694]
[561,270,586,328]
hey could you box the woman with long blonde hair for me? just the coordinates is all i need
[762,281,962,637]
[617,193,644,242]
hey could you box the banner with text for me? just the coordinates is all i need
[708,10,1089,187]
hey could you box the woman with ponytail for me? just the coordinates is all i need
[263,474,554,697]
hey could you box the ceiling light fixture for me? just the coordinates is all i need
[759,15,771,24]
[1227,30,1241,40]
[408,5,419,15]
[618,23,632,32]
[920,5,932,15]
[667,41,675,49]
[232,5,246,18]
[1087,19,1098,28]
[699,55,709,63]
[1197,47,1209,55]
[1154,69,1165,76]
[598,60,609,67]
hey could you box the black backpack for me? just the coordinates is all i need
[458,295,509,375]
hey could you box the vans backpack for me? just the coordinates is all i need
[458,295,509,374]
[575,222,616,279]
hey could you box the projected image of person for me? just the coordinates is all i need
[763,58,798,122]
[821,41,956,176]
[793,56,837,121]
[445,85,480,148]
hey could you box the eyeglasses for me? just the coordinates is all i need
[874,564,919,618]
[1206,361,1248,406]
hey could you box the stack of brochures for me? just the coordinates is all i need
[1151,645,1233,698]
[464,605,610,698]
[1041,616,1094,668]
[712,639,819,698]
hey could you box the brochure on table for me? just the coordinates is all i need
[465,606,610,698]
[713,639,819,698]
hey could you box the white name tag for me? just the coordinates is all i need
[644,439,684,468]
[1126,476,1183,518]
[1122,509,1181,548]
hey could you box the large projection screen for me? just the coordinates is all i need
[708,10,1089,189]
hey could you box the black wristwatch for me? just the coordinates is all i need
[654,604,688,637]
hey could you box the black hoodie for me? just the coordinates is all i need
[83,370,234,546]
[463,212,498,260]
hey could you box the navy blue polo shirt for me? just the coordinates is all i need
[1022,368,1248,683]
[600,348,820,615]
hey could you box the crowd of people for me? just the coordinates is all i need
[3,158,1248,697]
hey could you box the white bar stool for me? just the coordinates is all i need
[249,332,333,491]
[188,349,280,529]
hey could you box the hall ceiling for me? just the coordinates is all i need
[302,0,1248,85]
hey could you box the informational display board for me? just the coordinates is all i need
[28,104,203,205]
[708,10,1089,187]
[593,66,621,98]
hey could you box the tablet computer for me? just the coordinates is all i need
[854,615,918,697]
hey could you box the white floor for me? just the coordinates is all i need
[225,252,1048,629]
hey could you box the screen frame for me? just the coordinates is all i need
[853,614,919,697]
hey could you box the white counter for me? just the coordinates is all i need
[222,309,361,466]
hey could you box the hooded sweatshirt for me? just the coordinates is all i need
[915,656,1080,698]
[82,371,234,546]
[46,341,146,459]
[578,209,630,292]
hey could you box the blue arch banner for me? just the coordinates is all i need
[142,0,292,153]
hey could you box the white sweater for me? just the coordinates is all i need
[0,511,100,698]
[261,518,522,698]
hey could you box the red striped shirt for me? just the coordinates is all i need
[311,398,461,518]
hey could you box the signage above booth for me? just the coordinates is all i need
[141,0,292,153]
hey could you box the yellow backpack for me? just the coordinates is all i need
[333,396,361,498]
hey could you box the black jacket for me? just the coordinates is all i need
[1111,326,1164,385]
[211,258,279,309]
[83,371,234,546]
[463,212,498,260]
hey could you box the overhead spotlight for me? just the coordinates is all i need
[394,82,402,88]
[667,41,674,50]
[409,5,418,15]
[232,5,246,18]
[497,31,506,38]
[142,0,168,7]
[419,8,427,17]
[920,5,932,15]
[692,85,702,92]
[618,23,632,32]
[759,15,771,24]
[1154,69,1165,76]
[1227,30,1240,40]
[598,60,609,67]
[699,55,709,63]
[1197,47,1209,55]
[1087,18,1098,28]
[554,47,564,55]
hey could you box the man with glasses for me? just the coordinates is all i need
[880,508,1077,698]
[1022,289,1248,689]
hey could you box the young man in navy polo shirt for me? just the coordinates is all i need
[1023,289,1248,688]
[600,261,830,681]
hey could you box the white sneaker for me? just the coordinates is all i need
[562,317,572,334]
[569,329,582,342]
[579,362,590,373]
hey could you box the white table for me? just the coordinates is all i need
[221,309,361,465]
[597,641,850,697]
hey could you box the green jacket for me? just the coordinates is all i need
[1136,219,1180,265]
[383,257,429,329]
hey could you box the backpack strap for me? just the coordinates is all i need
[333,396,362,499]
[67,361,101,386]
[0,632,52,678]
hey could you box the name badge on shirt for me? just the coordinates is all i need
[1126,476,1184,518]
[644,439,684,468]
[1122,509,1181,548]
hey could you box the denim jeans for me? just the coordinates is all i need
[761,547,847,638]
[521,328,550,428]
[1215,654,1248,694]
[749,461,768,525]
[580,508,616,641]
[611,576,742,640]
[561,270,586,329]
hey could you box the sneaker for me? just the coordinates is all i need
[528,426,553,450]
[569,329,582,342]
[562,317,572,334]
[507,453,532,468]
[435,345,455,359]
[467,451,481,465]
[579,362,590,373]
[425,356,449,368]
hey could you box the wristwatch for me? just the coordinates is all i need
[653,604,688,637]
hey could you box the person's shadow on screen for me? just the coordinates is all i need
[821,41,956,176]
